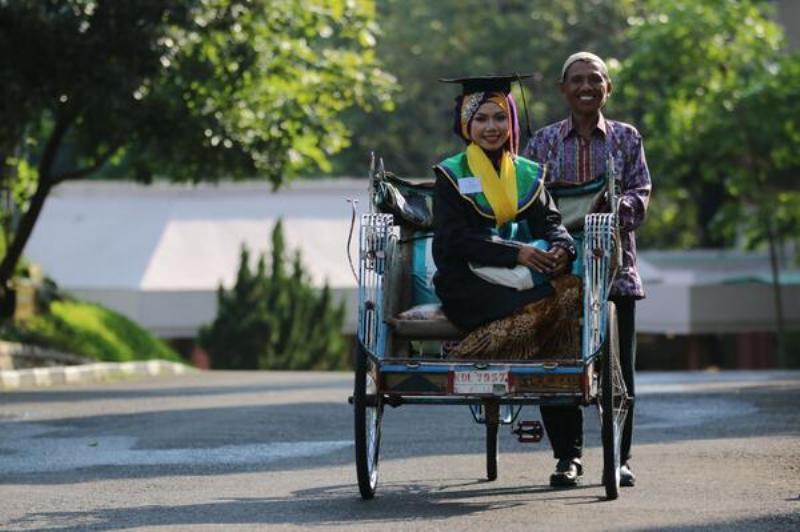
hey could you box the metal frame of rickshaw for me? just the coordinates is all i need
[350,155,631,501]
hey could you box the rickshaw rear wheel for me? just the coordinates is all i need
[600,302,628,500]
[485,401,499,481]
[354,342,382,500]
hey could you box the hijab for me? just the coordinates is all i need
[452,91,520,226]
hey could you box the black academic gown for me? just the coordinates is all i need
[432,166,575,331]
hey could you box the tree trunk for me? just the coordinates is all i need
[0,178,52,295]
[0,114,70,299]
[767,218,786,367]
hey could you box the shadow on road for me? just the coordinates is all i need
[7,479,798,531]
[637,511,800,531]
[5,480,611,530]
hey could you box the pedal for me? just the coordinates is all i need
[512,420,543,443]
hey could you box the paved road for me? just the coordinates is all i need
[1,370,798,531]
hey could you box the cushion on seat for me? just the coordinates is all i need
[388,318,464,340]
[391,304,464,340]
[396,303,444,321]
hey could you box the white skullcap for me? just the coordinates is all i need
[561,51,609,82]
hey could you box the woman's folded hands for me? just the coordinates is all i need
[517,244,571,275]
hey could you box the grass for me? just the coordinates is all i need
[2,299,181,363]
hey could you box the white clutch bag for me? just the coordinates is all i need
[468,263,535,291]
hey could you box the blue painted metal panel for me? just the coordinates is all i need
[380,363,584,375]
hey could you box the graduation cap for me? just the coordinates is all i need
[440,73,533,137]
[439,73,532,95]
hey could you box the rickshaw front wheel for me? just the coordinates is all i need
[600,302,628,500]
[354,342,382,500]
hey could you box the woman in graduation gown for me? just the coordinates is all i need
[432,75,581,359]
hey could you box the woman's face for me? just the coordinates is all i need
[469,101,510,151]
[560,60,612,116]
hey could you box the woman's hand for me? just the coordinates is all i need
[517,245,555,273]
[517,245,571,275]
[547,246,571,276]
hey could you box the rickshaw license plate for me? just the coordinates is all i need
[453,370,509,395]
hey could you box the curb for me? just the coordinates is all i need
[0,340,90,370]
[0,360,194,390]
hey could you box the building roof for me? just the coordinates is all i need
[29,179,370,292]
[640,249,800,286]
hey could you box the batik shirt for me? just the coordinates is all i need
[524,113,651,298]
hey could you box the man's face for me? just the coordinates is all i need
[560,60,612,116]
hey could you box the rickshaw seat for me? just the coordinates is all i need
[375,171,607,351]
[387,312,464,340]
[377,213,467,345]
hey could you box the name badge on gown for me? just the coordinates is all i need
[458,177,482,194]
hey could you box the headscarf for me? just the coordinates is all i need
[560,51,609,82]
[451,91,520,226]
[452,91,521,156]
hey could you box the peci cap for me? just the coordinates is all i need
[560,51,609,82]
[439,73,532,95]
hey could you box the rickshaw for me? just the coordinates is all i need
[349,153,631,500]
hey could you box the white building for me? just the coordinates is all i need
[27,180,367,338]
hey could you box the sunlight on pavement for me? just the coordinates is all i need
[0,423,351,474]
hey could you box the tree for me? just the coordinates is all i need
[616,0,800,362]
[199,220,348,370]
[716,53,800,363]
[329,0,642,177]
[614,0,793,248]
[0,0,393,297]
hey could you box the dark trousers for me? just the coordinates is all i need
[540,297,636,462]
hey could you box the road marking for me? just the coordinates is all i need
[0,423,351,474]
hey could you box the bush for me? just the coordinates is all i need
[199,220,348,370]
[1,299,181,363]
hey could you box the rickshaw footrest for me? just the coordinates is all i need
[512,420,544,443]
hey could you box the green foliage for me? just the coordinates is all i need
[1,300,181,363]
[0,157,36,230]
[327,0,799,259]
[330,0,641,176]
[0,0,394,293]
[0,231,31,278]
[712,54,800,253]
[199,220,348,370]
[0,0,393,184]
[617,0,800,252]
